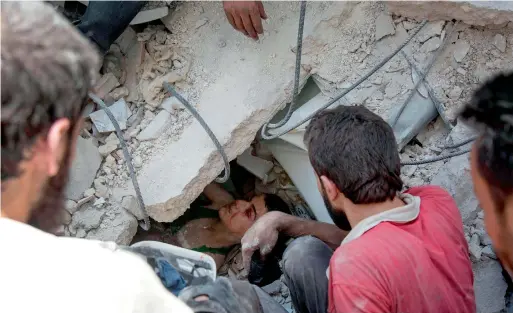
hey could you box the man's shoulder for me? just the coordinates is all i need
[406,185,452,200]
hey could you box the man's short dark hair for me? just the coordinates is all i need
[1,2,99,181]
[304,105,402,204]
[264,193,291,215]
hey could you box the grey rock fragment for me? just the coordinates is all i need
[493,33,507,53]
[421,37,441,52]
[65,200,79,214]
[70,205,105,231]
[137,110,172,141]
[86,206,138,245]
[121,195,145,220]
[98,142,118,157]
[375,13,395,41]
[89,99,131,133]
[65,136,102,201]
[453,40,470,63]
[481,246,497,259]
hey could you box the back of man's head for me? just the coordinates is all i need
[304,105,402,204]
[1,1,99,230]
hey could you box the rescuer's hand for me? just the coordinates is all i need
[241,211,282,270]
[223,1,267,40]
[179,277,263,313]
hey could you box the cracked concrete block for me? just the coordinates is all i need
[89,99,131,133]
[86,206,138,245]
[453,40,471,63]
[386,1,513,27]
[121,195,145,220]
[65,137,102,201]
[473,260,507,313]
[136,110,171,141]
[69,204,105,232]
[375,13,395,41]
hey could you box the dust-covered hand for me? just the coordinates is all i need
[223,1,267,40]
[241,211,283,270]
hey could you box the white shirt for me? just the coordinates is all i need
[0,218,193,313]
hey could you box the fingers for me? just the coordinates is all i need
[249,7,263,35]
[241,10,258,39]
[257,1,267,19]
[232,13,248,37]
[224,11,236,30]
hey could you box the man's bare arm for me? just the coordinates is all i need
[202,183,235,210]
[276,212,347,249]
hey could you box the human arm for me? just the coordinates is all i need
[223,1,267,40]
[203,183,234,210]
[241,211,347,269]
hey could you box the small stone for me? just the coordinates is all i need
[105,155,116,167]
[61,209,72,225]
[421,37,441,52]
[133,156,143,168]
[348,41,361,53]
[161,96,182,113]
[372,76,383,85]
[127,108,144,128]
[108,86,129,101]
[218,39,227,48]
[469,233,482,261]
[493,33,506,53]
[65,200,79,214]
[173,60,183,69]
[94,179,109,199]
[481,246,497,259]
[456,68,467,75]
[477,211,484,219]
[94,197,106,207]
[480,232,493,246]
[375,13,395,41]
[453,40,470,63]
[76,229,87,238]
[403,20,417,31]
[84,188,96,198]
[144,110,156,120]
[448,86,463,100]
[93,73,120,99]
[98,142,118,157]
[105,133,120,145]
[137,110,172,142]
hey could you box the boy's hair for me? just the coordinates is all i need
[1,2,99,181]
[460,72,513,213]
[304,105,403,204]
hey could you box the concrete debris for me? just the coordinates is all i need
[481,246,497,260]
[411,69,428,98]
[131,7,169,25]
[128,108,144,128]
[94,179,110,199]
[60,209,72,226]
[402,20,417,31]
[114,27,137,54]
[109,87,129,101]
[98,141,118,157]
[84,188,96,198]
[195,17,209,29]
[161,96,183,113]
[121,195,145,220]
[65,136,102,201]
[133,155,143,168]
[473,260,507,313]
[65,199,79,214]
[125,42,144,102]
[453,40,470,63]
[421,36,441,53]
[386,1,513,27]
[448,86,463,100]
[94,197,106,207]
[417,21,445,43]
[493,33,507,53]
[94,73,120,100]
[105,132,120,145]
[469,233,482,261]
[89,99,131,133]
[385,81,401,99]
[86,206,138,245]
[136,110,172,141]
[375,13,396,41]
[69,205,105,232]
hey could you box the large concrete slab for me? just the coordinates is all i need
[386,1,513,27]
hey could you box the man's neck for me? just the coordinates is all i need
[347,196,407,228]
[1,180,31,223]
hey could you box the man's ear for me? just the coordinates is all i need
[320,175,339,201]
[46,118,71,176]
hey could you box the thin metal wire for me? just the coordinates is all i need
[163,83,230,183]
[401,148,470,166]
[267,1,307,129]
[89,93,151,231]
[260,20,428,140]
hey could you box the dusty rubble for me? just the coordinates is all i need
[61,2,512,311]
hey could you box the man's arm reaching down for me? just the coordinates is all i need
[241,211,347,269]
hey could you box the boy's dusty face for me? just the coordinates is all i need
[219,195,268,238]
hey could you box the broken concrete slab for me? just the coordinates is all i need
[431,153,479,224]
[89,99,131,133]
[136,110,171,141]
[121,195,145,220]
[386,1,513,27]
[65,136,102,201]
[453,40,471,63]
[94,73,120,100]
[473,260,507,313]
[375,13,396,41]
[86,206,138,245]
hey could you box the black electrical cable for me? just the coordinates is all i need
[89,93,151,231]
[260,20,428,140]
[441,136,477,150]
[266,1,307,129]
[163,82,230,183]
